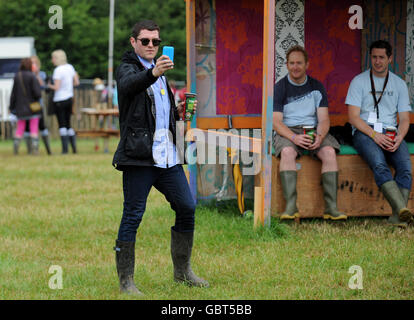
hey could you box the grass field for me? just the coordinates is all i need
[0,138,413,300]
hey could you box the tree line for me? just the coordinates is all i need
[0,0,186,81]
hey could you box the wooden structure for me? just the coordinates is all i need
[185,0,414,224]
[186,0,275,227]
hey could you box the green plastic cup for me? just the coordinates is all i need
[184,93,196,121]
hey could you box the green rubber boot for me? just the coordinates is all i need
[322,171,347,220]
[400,188,410,206]
[279,171,299,220]
[114,240,144,296]
[399,188,413,225]
[381,181,411,227]
[171,228,209,288]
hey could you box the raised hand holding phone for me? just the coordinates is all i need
[152,46,174,77]
[162,46,174,62]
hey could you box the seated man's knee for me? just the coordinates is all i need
[318,146,337,162]
[280,147,297,161]
[373,161,391,175]
[321,146,335,156]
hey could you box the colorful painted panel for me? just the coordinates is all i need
[195,0,217,117]
[407,0,414,107]
[275,0,305,82]
[305,0,361,115]
[362,0,407,79]
[215,0,263,115]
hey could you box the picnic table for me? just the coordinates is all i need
[77,108,120,153]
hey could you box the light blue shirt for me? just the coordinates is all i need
[345,70,412,133]
[138,56,177,168]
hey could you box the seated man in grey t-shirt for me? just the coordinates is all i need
[273,45,346,221]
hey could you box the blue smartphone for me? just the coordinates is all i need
[162,46,174,63]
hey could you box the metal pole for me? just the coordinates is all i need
[107,0,114,108]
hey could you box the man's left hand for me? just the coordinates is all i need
[177,100,197,120]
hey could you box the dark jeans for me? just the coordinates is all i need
[117,164,196,242]
[54,98,73,129]
[353,129,412,189]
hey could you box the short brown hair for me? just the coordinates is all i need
[19,58,32,71]
[131,20,160,39]
[286,45,308,63]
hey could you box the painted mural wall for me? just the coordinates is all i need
[305,0,362,116]
[215,0,264,115]
[362,0,407,78]
[195,0,217,117]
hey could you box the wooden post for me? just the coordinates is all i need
[254,187,263,228]
[186,0,198,203]
[258,0,275,227]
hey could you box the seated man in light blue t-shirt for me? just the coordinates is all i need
[346,40,413,227]
[273,45,346,221]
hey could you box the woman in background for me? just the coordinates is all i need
[48,49,80,154]
[9,58,42,155]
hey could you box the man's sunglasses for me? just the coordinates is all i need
[137,38,162,46]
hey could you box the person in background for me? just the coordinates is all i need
[273,45,346,221]
[48,49,80,154]
[30,55,52,155]
[111,83,119,130]
[9,58,42,155]
[347,40,413,227]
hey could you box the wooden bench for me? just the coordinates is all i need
[76,129,119,153]
[271,145,414,219]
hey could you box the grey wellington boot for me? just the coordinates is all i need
[322,171,347,220]
[171,228,209,287]
[60,135,69,154]
[41,134,52,155]
[400,188,410,206]
[381,181,411,227]
[279,171,299,220]
[68,134,77,154]
[13,138,21,155]
[31,137,39,155]
[114,240,144,295]
[387,187,410,227]
[24,135,32,154]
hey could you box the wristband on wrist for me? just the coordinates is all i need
[370,130,376,139]
[291,134,296,142]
